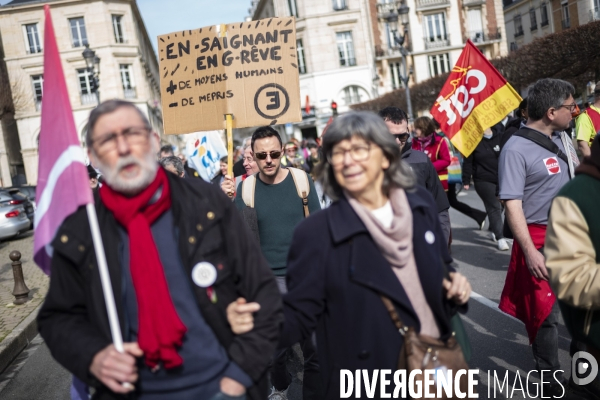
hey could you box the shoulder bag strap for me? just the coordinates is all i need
[380,295,408,335]
[514,129,569,165]
[241,174,257,208]
[288,167,310,218]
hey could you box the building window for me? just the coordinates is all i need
[424,13,448,46]
[342,85,365,105]
[288,0,298,17]
[509,42,518,52]
[69,17,88,48]
[385,22,399,49]
[112,15,125,43]
[333,0,347,11]
[541,3,549,26]
[529,8,538,30]
[336,31,356,67]
[77,68,97,105]
[390,62,405,90]
[562,3,570,28]
[514,14,524,36]
[120,64,136,99]
[428,53,450,77]
[467,9,484,42]
[31,74,43,111]
[23,23,42,54]
[296,39,307,74]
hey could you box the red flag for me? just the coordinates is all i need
[34,4,93,274]
[305,95,310,114]
[430,40,521,157]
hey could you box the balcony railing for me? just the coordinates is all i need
[424,37,450,49]
[416,0,450,8]
[562,18,570,29]
[530,23,538,31]
[81,92,98,105]
[462,0,485,6]
[590,7,600,21]
[465,30,502,43]
[376,0,401,18]
[124,87,137,99]
[541,18,549,26]
[514,27,524,37]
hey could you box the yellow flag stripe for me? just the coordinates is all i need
[451,84,522,157]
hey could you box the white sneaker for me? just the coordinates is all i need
[498,238,510,251]
[479,219,486,230]
[269,387,288,400]
[490,232,497,242]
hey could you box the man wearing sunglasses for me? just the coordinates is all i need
[378,107,451,244]
[234,126,322,400]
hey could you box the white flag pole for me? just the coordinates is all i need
[86,203,124,353]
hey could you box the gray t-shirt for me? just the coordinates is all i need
[498,127,570,225]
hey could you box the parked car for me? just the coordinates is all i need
[0,191,30,240]
[6,185,36,207]
[2,189,34,228]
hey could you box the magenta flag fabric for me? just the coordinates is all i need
[34,4,93,274]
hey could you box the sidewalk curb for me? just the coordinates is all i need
[0,303,42,375]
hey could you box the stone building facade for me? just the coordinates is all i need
[0,0,165,185]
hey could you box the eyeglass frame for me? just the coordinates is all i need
[558,102,578,113]
[326,142,372,166]
[90,126,152,154]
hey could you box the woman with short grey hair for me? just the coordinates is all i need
[276,111,472,397]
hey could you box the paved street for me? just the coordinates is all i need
[0,188,577,399]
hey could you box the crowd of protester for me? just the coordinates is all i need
[41,78,600,400]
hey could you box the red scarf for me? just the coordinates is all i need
[100,168,187,369]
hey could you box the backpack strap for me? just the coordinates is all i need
[241,174,257,208]
[514,129,569,165]
[288,167,311,218]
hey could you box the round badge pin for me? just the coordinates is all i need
[192,262,217,288]
[425,231,435,244]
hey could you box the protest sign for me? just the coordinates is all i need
[158,17,301,135]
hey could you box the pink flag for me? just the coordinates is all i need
[34,4,93,274]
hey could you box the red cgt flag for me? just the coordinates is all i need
[430,40,521,157]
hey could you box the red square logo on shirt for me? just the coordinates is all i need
[543,157,561,175]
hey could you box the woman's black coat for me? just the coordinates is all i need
[281,185,464,399]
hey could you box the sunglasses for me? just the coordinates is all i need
[254,150,282,160]
[393,133,410,142]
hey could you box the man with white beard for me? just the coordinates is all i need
[37,100,283,400]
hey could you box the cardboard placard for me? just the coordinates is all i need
[158,17,301,135]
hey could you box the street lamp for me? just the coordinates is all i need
[383,3,413,122]
[82,44,101,103]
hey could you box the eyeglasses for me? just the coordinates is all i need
[559,103,578,112]
[284,147,297,152]
[243,157,254,163]
[393,133,410,142]
[327,143,371,166]
[254,150,282,160]
[92,126,151,154]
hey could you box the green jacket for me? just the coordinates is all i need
[546,164,600,350]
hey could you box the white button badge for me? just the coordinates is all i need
[425,231,435,244]
[192,262,218,288]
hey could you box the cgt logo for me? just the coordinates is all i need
[572,351,599,386]
[543,157,561,175]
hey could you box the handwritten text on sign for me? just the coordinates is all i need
[158,18,301,135]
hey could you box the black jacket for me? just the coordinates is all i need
[462,125,503,185]
[281,186,464,399]
[402,144,450,212]
[501,117,524,150]
[37,172,283,400]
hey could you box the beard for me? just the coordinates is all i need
[95,151,158,196]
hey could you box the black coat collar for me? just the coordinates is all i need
[327,187,430,244]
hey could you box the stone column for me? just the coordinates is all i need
[21,148,38,185]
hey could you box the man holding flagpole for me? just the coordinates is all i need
[35,6,282,400]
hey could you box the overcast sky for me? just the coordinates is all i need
[137,0,250,53]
